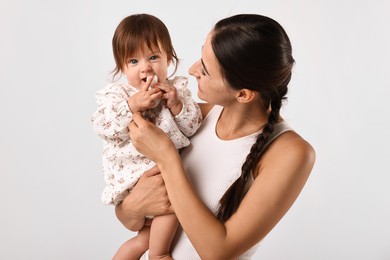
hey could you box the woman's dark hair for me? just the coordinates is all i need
[212,14,295,222]
[111,14,179,80]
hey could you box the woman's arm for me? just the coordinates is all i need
[115,167,173,231]
[129,112,315,259]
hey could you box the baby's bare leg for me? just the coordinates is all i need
[149,214,178,260]
[113,226,150,260]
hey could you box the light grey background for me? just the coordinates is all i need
[1,0,389,259]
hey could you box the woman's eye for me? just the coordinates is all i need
[128,59,138,64]
[201,69,207,76]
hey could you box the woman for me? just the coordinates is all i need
[116,14,316,259]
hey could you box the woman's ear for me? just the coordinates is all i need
[236,89,256,103]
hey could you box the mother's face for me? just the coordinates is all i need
[189,32,237,106]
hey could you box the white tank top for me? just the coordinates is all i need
[171,105,293,259]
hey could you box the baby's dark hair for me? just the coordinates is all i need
[111,14,179,80]
[212,14,295,222]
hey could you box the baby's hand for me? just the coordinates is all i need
[128,76,162,113]
[156,82,183,116]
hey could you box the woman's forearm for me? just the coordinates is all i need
[157,152,231,259]
[128,114,232,258]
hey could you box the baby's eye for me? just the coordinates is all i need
[150,55,158,61]
[128,59,138,65]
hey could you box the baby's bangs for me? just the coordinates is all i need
[124,29,161,60]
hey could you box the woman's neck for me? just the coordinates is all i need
[216,104,268,140]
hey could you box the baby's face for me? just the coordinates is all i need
[122,43,170,89]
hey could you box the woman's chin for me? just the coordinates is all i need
[197,91,206,102]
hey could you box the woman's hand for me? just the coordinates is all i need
[129,112,178,163]
[115,167,173,231]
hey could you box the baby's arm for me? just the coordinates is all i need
[156,77,202,137]
[156,79,183,116]
[171,77,202,137]
[92,81,163,144]
[91,84,133,144]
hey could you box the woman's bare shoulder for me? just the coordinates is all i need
[258,131,316,178]
[277,131,315,159]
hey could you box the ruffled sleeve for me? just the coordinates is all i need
[170,76,203,137]
[91,83,134,145]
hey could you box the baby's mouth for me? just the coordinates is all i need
[141,75,158,86]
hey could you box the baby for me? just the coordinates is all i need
[91,14,202,260]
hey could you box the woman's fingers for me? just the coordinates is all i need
[142,166,161,178]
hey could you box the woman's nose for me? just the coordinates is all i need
[189,60,201,78]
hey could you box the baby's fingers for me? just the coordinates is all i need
[141,75,158,91]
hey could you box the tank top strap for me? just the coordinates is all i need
[264,121,294,148]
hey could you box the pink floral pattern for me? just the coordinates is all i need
[92,76,202,205]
